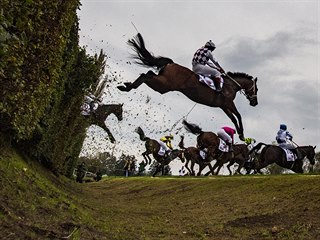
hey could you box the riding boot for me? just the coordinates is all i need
[227,142,234,152]
[212,77,222,92]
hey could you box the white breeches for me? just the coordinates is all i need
[217,129,232,144]
[192,63,221,78]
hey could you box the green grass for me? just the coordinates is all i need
[1,147,320,239]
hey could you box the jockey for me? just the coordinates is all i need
[276,124,302,159]
[217,126,236,152]
[81,94,99,116]
[192,40,225,92]
[159,134,174,158]
[244,137,256,150]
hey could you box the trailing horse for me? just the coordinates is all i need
[89,103,123,143]
[249,142,316,173]
[224,144,250,175]
[118,33,259,140]
[182,120,220,165]
[178,136,215,176]
[135,127,184,177]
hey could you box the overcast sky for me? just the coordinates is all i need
[78,0,319,175]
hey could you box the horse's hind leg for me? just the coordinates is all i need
[142,152,151,165]
[118,73,149,92]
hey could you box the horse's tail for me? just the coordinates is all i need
[178,135,186,149]
[135,126,150,141]
[128,33,174,69]
[182,120,203,135]
[249,142,268,155]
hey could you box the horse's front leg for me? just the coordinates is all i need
[236,160,245,174]
[100,124,116,143]
[222,105,244,140]
[226,161,234,175]
[197,163,205,176]
[184,160,193,175]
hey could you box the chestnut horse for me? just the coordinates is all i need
[90,104,123,143]
[182,120,221,165]
[178,136,215,176]
[118,33,258,140]
[135,127,185,177]
[249,143,316,173]
[224,144,250,175]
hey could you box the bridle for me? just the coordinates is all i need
[225,73,257,101]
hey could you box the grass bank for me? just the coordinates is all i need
[1,147,319,239]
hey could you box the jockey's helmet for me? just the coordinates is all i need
[280,124,287,130]
[205,40,215,49]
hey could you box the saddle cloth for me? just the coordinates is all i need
[199,150,206,160]
[157,140,166,156]
[199,139,229,160]
[218,138,229,152]
[198,75,216,91]
[280,147,296,161]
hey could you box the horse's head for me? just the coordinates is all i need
[245,77,258,106]
[305,146,316,165]
[116,103,124,121]
[170,149,185,163]
[228,72,258,107]
[108,103,123,121]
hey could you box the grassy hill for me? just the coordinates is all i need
[1,147,319,240]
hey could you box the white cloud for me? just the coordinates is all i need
[78,1,319,175]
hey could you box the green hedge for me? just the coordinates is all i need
[0,0,106,176]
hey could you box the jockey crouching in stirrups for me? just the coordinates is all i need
[159,135,174,159]
[192,40,225,92]
[276,124,302,160]
[217,126,236,152]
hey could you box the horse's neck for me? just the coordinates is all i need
[298,146,310,156]
[101,104,120,117]
[231,77,249,90]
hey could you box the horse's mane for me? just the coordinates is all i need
[227,72,254,80]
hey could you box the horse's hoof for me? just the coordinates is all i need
[117,86,128,91]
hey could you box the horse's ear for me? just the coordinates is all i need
[314,146,316,150]
[121,103,124,106]
[254,77,257,82]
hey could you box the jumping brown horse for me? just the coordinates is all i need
[135,127,185,177]
[118,33,258,140]
[90,103,123,143]
[249,143,316,174]
[178,136,215,176]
